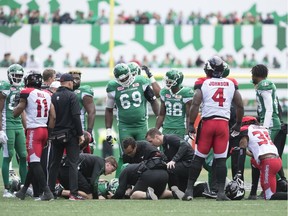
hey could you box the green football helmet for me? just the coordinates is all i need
[222,62,230,78]
[108,178,119,194]
[127,62,141,77]
[113,63,134,87]
[7,64,24,87]
[164,69,183,90]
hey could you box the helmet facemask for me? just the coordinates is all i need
[7,64,24,87]
[116,72,134,87]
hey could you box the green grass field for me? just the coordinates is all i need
[0,168,287,216]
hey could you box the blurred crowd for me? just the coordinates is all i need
[0,52,282,69]
[0,7,278,26]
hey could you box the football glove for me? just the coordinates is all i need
[106,128,116,146]
[188,123,196,140]
[230,122,241,137]
[141,65,153,78]
[0,131,8,144]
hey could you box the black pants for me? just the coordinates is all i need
[58,166,91,194]
[48,136,80,196]
[132,169,168,197]
[167,161,190,192]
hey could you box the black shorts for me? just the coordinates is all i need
[58,166,92,194]
[131,169,168,197]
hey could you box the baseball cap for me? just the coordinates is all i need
[60,73,74,82]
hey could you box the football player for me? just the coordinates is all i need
[183,56,244,201]
[105,63,159,177]
[0,64,27,198]
[13,71,55,201]
[156,69,193,138]
[127,62,161,98]
[69,70,96,153]
[236,116,287,200]
[250,64,287,196]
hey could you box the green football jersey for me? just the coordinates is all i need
[160,86,193,129]
[256,79,281,128]
[0,81,24,130]
[74,85,94,130]
[106,75,150,128]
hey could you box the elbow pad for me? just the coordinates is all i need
[144,86,156,102]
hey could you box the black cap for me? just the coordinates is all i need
[60,73,74,82]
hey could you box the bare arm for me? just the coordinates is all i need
[150,99,159,117]
[83,95,96,131]
[21,112,27,129]
[151,82,161,98]
[232,90,244,124]
[189,89,202,124]
[13,98,27,118]
[105,107,114,129]
[185,100,192,132]
[155,100,166,129]
[48,103,56,129]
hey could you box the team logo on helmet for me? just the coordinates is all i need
[164,69,184,90]
[113,63,135,87]
[127,62,141,77]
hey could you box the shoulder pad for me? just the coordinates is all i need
[0,81,10,90]
[194,77,207,90]
[106,80,120,92]
[257,80,274,90]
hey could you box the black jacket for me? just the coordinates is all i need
[51,86,82,136]
[163,135,194,166]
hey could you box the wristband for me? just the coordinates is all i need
[149,77,156,83]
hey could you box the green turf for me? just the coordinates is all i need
[0,169,287,216]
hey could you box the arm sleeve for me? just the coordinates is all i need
[90,160,104,199]
[261,90,273,128]
[106,92,115,108]
[172,140,189,162]
[144,86,156,102]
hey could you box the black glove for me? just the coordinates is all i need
[141,65,153,78]
[14,92,20,107]
[188,123,196,140]
[188,122,195,134]
[230,122,241,137]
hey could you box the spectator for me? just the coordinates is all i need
[28,10,40,24]
[63,53,71,68]
[116,55,125,64]
[262,54,270,67]
[142,55,150,67]
[150,55,160,68]
[240,54,250,68]
[248,53,258,67]
[186,58,193,68]
[52,10,61,24]
[17,53,28,67]
[195,55,204,67]
[264,13,274,24]
[0,53,12,67]
[97,10,108,25]
[26,54,39,69]
[61,12,73,24]
[272,57,281,68]
[130,54,141,66]
[43,55,54,68]
[161,53,174,68]
[86,11,97,25]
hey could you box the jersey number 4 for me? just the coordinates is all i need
[212,88,226,107]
